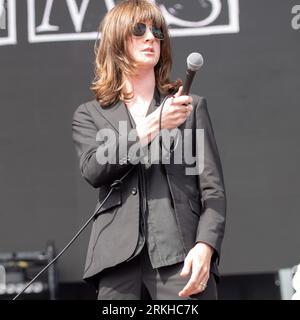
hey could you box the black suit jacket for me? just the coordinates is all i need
[72,94,226,286]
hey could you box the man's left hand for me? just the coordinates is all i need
[178,242,214,297]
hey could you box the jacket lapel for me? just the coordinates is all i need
[93,100,132,135]
[93,89,165,135]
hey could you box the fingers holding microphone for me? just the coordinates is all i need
[173,85,183,98]
[164,52,202,127]
[172,85,193,119]
[157,86,193,130]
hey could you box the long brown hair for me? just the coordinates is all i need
[90,0,181,107]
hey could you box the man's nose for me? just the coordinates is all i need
[145,27,155,41]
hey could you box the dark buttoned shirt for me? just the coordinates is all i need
[125,91,186,268]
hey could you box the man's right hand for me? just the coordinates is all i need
[157,86,193,130]
[135,86,193,146]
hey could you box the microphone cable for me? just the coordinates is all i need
[12,165,136,300]
[158,95,180,154]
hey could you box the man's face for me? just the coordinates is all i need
[127,22,161,70]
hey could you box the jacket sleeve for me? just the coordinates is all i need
[72,103,146,188]
[194,97,227,263]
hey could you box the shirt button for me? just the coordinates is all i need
[131,187,137,195]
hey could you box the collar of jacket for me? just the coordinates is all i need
[93,87,165,135]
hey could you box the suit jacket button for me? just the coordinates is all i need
[131,187,137,195]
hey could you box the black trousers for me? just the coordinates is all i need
[97,245,218,300]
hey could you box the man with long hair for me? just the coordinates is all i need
[72,0,226,300]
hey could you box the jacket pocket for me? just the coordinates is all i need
[94,188,122,218]
[188,198,201,217]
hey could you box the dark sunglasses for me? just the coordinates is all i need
[132,22,164,40]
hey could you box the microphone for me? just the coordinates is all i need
[182,52,204,95]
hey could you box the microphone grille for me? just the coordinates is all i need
[187,52,204,71]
